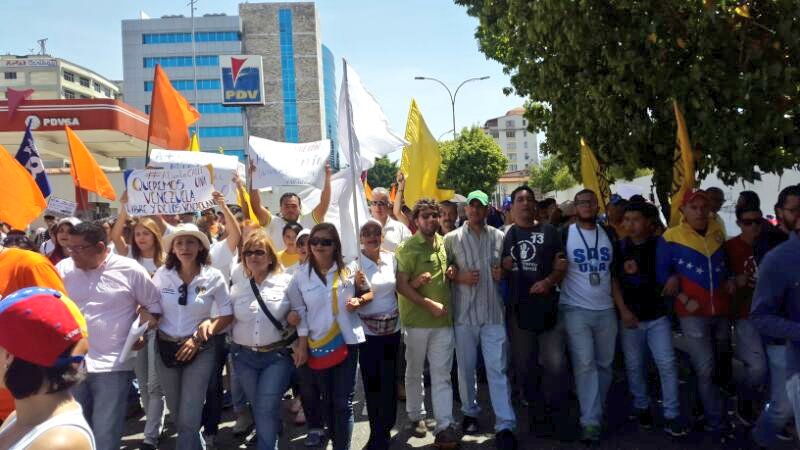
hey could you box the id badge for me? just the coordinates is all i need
[589,272,601,286]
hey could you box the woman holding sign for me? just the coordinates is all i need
[152,223,233,450]
[229,230,302,449]
[287,223,370,450]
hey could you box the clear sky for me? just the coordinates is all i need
[3,0,525,144]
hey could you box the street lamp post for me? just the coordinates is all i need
[414,75,489,138]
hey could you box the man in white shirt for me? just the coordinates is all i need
[370,187,412,252]
[250,165,332,251]
[57,222,162,450]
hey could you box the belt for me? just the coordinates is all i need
[241,341,287,353]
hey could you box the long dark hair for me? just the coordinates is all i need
[5,344,85,399]
[307,223,346,283]
[48,222,74,264]
[164,236,210,271]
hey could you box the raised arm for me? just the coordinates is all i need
[213,191,241,252]
[393,172,410,227]
[312,164,332,223]
[110,191,131,256]
[248,162,272,227]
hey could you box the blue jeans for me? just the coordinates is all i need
[314,344,359,450]
[562,305,618,428]
[231,343,295,450]
[73,370,133,450]
[134,332,165,445]
[454,323,516,432]
[787,373,800,439]
[734,319,768,395]
[156,337,218,450]
[753,345,793,447]
[620,316,680,419]
[678,316,729,430]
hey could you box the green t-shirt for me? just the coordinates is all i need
[395,232,452,328]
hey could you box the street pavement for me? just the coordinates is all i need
[121,359,797,450]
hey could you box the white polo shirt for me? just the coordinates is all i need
[349,251,399,335]
[381,217,412,252]
[230,271,293,347]
[152,265,232,338]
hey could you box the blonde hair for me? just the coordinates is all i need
[131,218,165,268]
[241,230,282,279]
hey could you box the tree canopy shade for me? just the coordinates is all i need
[438,126,508,195]
[529,156,577,195]
[366,156,399,189]
[456,0,800,211]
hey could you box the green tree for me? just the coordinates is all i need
[529,156,577,194]
[366,156,398,189]
[457,0,800,219]
[438,126,508,194]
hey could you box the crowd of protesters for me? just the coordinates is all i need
[1,169,800,450]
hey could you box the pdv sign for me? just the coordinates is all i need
[220,55,265,106]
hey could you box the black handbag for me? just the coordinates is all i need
[250,278,298,348]
[156,332,208,369]
[511,225,559,332]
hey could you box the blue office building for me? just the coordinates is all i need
[322,45,339,170]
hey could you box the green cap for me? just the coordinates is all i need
[466,190,489,206]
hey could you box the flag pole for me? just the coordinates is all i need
[144,65,160,167]
[343,59,361,236]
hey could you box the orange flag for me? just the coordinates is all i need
[0,144,46,230]
[65,126,117,201]
[148,64,200,150]
[390,184,397,203]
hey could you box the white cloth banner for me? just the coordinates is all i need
[248,137,330,189]
[149,148,244,204]
[125,166,215,216]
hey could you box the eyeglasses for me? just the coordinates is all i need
[309,237,334,247]
[243,249,267,258]
[65,244,94,253]
[739,219,762,227]
[370,200,390,208]
[178,283,188,306]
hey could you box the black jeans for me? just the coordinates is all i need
[201,334,229,436]
[359,332,401,450]
[296,363,324,430]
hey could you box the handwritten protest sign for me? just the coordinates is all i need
[45,197,77,217]
[149,149,244,204]
[248,136,330,189]
[125,167,215,216]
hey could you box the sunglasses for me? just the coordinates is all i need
[178,283,188,306]
[309,237,335,247]
[243,249,268,258]
[739,219,762,226]
[370,200,390,207]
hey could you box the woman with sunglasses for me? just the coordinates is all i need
[151,223,233,450]
[288,223,368,450]
[229,230,301,449]
[352,219,400,450]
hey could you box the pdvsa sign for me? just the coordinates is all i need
[220,55,265,106]
[25,115,80,130]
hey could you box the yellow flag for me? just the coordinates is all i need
[237,186,259,223]
[364,180,373,202]
[579,138,610,214]
[399,99,454,205]
[189,133,200,152]
[669,100,696,227]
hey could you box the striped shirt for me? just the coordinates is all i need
[443,224,505,326]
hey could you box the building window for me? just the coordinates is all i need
[102,87,111,97]
[523,141,528,149]
[508,164,517,171]
[490,130,499,139]
[4,72,17,80]
[79,77,90,88]
[524,153,530,160]
[505,119,514,128]
[144,79,220,91]
[523,130,527,137]
[93,82,102,93]
[63,71,74,82]
[508,153,516,161]
[196,103,242,114]
[522,119,527,126]
[279,8,299,143]
[196,126,244,138]
[506,142,517,151]
[195,31,241,42]
[63,89,75,99]
[506,130,516,138]
[144,56,218,68]
[142,31,241,44]
[79,94,91,99]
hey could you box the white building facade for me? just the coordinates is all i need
[1,55,120,101]
[483,106,540,172]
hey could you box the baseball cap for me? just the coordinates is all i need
[466,190,489,206]
[0,288,87,367]
[682,188,709,206]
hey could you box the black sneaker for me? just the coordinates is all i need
[664,417,689,437]
[633,408,654,429]
[495,429,518,450]
[462,415,479,435]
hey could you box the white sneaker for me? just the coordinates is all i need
[233,408,254,435]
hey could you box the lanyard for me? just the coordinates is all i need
[575,224,599,272]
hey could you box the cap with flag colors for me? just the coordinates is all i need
[65,126,117,201]
[15,121,51,198]
[0,144,47,230]
[147,64,201,150]
[0,288,87,367]
[400,99,455,205]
